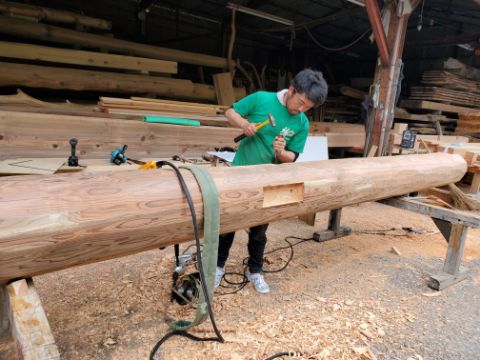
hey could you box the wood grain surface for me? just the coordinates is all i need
[0,153,467,283]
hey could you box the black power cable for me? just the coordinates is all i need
[265,352,296,360]
[149,161,224,360]
[217,236,314,295]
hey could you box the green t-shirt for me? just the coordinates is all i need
[232,91,309,166]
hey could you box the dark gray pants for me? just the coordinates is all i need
[217,224,269,273]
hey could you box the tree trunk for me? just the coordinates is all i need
[0,153,466,283]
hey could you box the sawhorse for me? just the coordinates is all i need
[1,278,60,360]
[381,196,480,290]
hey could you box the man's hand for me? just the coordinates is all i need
[242,121,257,137]
[273,135,286,157]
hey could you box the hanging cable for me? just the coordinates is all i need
[149,161,223,360]
[304,26,370,52]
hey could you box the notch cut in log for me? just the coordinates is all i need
[0,153,467,284]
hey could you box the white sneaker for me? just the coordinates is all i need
[246,270,270,294]
[214,266,225,288]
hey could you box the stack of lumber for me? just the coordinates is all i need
[394,107,456,134]
[456,112,480,133]
[409,86,480,108]
[397,59,480,136]
[440,57,480,82]
[98,97,230,127]
[388,122,469,155]
[421,70,480,93]
[0,2,247,102]
[323,97,361,122]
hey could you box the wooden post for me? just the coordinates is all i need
[213,72,236,105]
[0,286,8,337]
[369,1,415,155]
[429,220,469,290]
[470,173,480,194]
[6,279,60,359]
[381,197,477,290]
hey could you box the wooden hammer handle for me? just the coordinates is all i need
[233,118,270,143]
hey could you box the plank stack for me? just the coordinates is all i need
[398,58,480,136]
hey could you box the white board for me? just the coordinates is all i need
[297,136,329,162]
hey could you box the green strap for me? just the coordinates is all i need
[171,165,219,331]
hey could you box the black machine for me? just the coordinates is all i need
[68,138,79,167]
[400,129,417,149]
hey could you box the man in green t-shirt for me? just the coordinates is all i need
[215,69,328,293]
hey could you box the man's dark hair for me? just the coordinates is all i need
[291,69,328,107]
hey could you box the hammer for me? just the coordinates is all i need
[234,113,276,143]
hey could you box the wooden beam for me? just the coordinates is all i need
[0,41,177,74]
[309,122,366,148]
[0,15,228,68]
[0,61,245,101]
[0,110,238,160]
[0,153,467,283]
[400,99,479,114]
[5,279,60,359]
[213,72,236,106]
[0,0,111,30]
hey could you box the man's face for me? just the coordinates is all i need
[285,86,315,115]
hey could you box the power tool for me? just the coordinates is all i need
[111,145,128,165]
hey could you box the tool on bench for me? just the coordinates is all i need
[234,113,276,143]
[110,144,128,165]
[68,138,79,167]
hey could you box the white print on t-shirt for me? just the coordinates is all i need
[280,127,295,140]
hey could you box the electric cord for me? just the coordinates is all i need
[216,236,314,295]
[149,161,224,360]
[304,26,370,52]
[264,352,296,360]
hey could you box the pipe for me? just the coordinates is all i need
[365,0,390,65]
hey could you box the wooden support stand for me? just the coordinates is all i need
[313,209,352,242]
[381,197,480,290]
[1,279,59,360]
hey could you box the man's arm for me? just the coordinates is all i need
[273,136,296,163]
[225,108,257,137]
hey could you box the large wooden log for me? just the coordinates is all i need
[0,15,227,68]
[0,153,467,283]
[0,0,111,30]
[0,62,245,101]
[0,41,178,74]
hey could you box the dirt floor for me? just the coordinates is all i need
[1,201,479,360]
